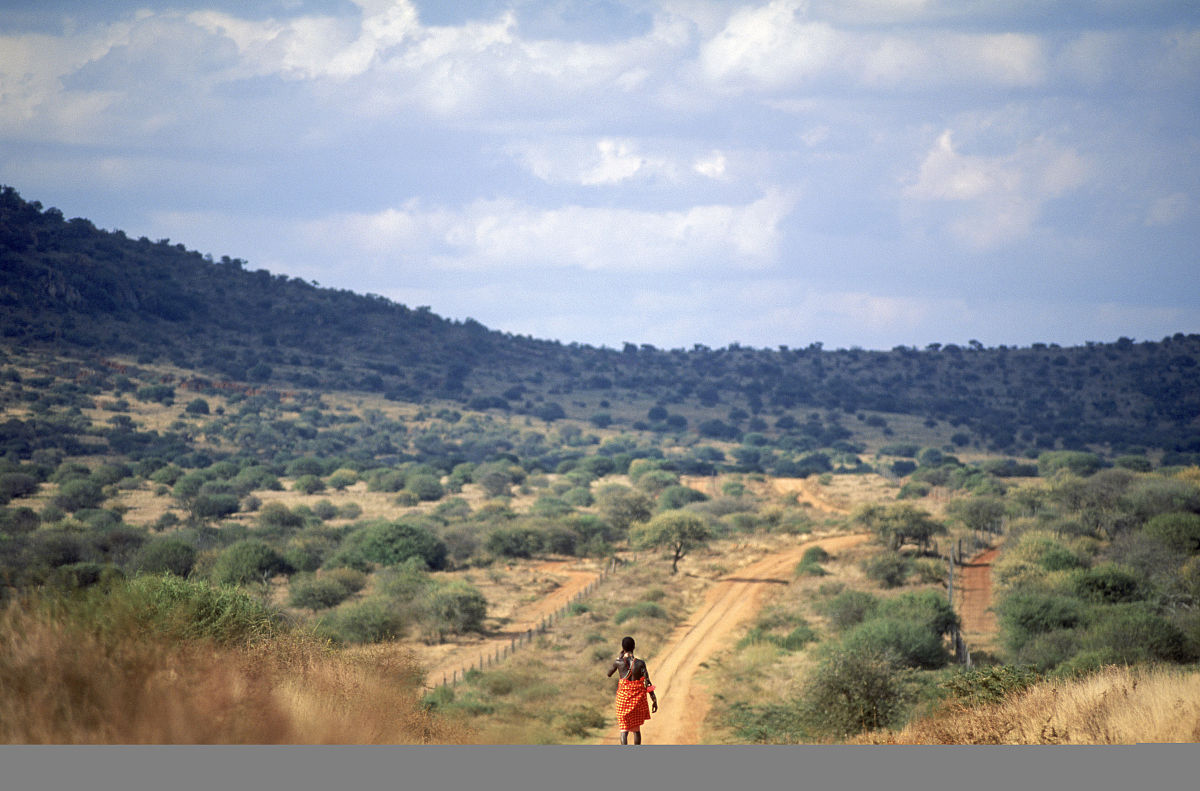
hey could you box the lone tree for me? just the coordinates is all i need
[853,503,946,554]
[630,510,711,574]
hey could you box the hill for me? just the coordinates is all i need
[3,183,1199,463]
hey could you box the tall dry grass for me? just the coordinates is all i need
[856,665,1200,744]
[0,591,471,744]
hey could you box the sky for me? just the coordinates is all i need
[2,0,1198,351]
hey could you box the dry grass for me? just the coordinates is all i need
[856,665,1200,744]
[0,601,470,744]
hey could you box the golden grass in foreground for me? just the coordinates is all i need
[855,665,1200,744]
[0,602,470,744]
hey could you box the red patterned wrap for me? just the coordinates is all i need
[615,676,651,732]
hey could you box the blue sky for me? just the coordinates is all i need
[2,1,1198,350]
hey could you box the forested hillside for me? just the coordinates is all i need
[3,185,1198,461]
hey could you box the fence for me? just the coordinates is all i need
[437,555,621,689]
[946,540,978,668]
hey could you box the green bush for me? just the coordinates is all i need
[133,538,198,577]
[841,617,949,669]
[347,520,448,570]
[614,601,668,624]
[1080,603,1196,665]
[71,574,283,646]
[211,539,292,585]
[292,474,325,495]
[657,485,709,510]
[406,474,444,502]
[875,590,959,636]
[1143,512,1200,554]
[997,593,1085,651]
[1072,563,1144,603]
[51,478,104,512]
[941,665,1042,706]
[1038,451,1104,478]
[486,526,544,558]
[862,552,910,588]
[0,472,39,501]
[799,647,904,738]
[319,599,406,645]
[561,706,607,738]
[191,493,240,520]
[288,574,352,611]
[0,506,39,535]
[818,589,879,631]
[419,579,488,641]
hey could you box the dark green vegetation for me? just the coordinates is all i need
[713,469,1200,743]
[3,186,1199,462]
[3,185,1200,742]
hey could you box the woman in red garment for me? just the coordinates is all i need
[607,635,658,745]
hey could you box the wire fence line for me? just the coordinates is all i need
[438,555,622,689]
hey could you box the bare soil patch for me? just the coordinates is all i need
[956,546,1001,654]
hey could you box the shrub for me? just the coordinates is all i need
[348,521,448,570]
[51,478,104,512]
[818,590,879,631]
[1072,563,1144,603]
[561,706,607,738]
[799,647,904,738]
[191,493,239,520]
[406,474,444,502]
[862,552,910,588]
[89,574,283,646]
[211,539,292,586]
[418,580,488,641]
[614,601,668,624]
[1143,512,1200,554]
[841,617,949,669]
[657,485,708,510]
[875,590,959,636]
[997,593,1085,651]
[940,665,1042,706]
[257,502,305,532]
[1080,604,1196,665]
[288,574,352,611]
[292,475,325,495]
[486,526,544,558]
[0,506,39,535]
[133,538,198,577]
[1038,451,1104,478]
[0,472,38,501]
[320,599,406,645]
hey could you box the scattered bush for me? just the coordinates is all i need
[862,552,910,588]
[288,574,352,611]
[211,539,292,586]
[133,538,198,577]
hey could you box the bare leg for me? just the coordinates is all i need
[632,731,642,745]
[619,730,628,745]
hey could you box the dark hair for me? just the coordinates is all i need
[621,636,635,652]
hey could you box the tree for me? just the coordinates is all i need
[630,510,712,573]
[852,503,947,553]
[595,484,653,533]
[946,496,1006,535]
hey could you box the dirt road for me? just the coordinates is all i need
[420,560,602,690]
[956,546,1000,649]
[595,532,870,745]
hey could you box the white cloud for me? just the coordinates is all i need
[904,129,1089,248]
[1145,192,1190,227]
[296,191,795,274]
[693,151,727,178]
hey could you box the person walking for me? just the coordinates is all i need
[607,635,657,744]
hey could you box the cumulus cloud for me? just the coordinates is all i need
[905,129,1089,248]
[296,190,795,273]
